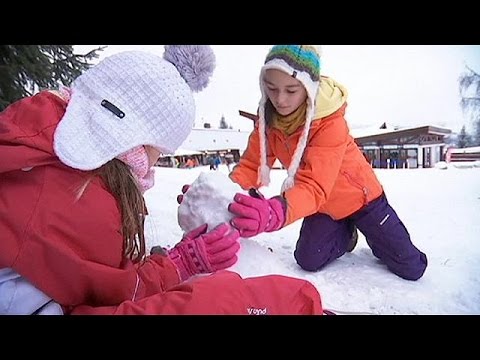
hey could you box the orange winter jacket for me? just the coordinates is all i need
[230,77,384,226]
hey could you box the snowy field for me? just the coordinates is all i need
[144,164,480,315]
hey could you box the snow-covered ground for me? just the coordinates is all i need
[144,164,480,315]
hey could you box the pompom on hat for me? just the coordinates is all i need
[257,45,322,193]
[54,46,216,170]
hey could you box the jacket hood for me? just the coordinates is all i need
[314,76,348,119]
[0,91,66,174]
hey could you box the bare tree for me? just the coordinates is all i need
[459,65,480,146]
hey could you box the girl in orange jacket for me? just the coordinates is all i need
[228,45,427,281]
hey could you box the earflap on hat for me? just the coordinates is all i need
[257,92,270,187]
[257,45,322,192]
[281,95,315,193]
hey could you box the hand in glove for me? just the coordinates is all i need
[168,222,240,282]
[229,189,286,238]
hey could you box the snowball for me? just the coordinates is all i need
[177,171,285,278]
[178,171,244,232]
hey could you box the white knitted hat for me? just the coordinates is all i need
[54,46,215,170]
[257,45,322,193]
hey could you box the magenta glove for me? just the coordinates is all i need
[176,184,190,204]
[168,222,240,282]
[228,189,286,238]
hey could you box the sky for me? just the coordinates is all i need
[143,162,480,315]
[74,45,480,133]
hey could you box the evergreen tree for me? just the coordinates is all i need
[459,65,480,146]
[0,45,104,111]
[457,125,472,148]
[219,114,229,129]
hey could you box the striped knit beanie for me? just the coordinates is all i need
[257,45,322,193]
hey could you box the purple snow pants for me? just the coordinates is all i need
[293,193,427,281]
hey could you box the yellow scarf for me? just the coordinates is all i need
[271,102,307,136]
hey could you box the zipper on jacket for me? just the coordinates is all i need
[270,129,289,163]
[285,138,291,157]
[273,129,295,160]
[341,171,369,205]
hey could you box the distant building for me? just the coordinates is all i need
[446,146,480,163]
[157,128,251,168]
[181,128,250,155]
[353,125,451,168]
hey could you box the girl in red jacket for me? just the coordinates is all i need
[0,46,323,315]
[227,45,427,281]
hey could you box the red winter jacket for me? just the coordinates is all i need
[0,91,181,313]
[71,270,323,315]
[0,91,323,315]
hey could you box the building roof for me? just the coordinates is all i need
[448,146,480,154]
[352,125,451,142]
[160,148,203,157]
[179,128,251,152]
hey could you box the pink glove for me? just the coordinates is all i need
[168,223,240,282]
[176,184,190,204]
[228,189,286,238]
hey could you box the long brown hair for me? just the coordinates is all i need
[93,159,147,262]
